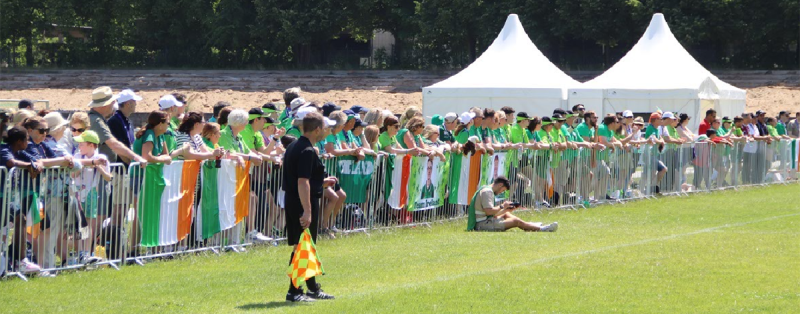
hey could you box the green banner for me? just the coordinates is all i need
[336,155,375,203]
[407,155,448,211]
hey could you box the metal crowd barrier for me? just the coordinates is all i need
[1,139,798,280]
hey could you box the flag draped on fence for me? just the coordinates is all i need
[336,155,375,203]
[407,155,448,211]
[288,229,324,288]
[197,160,249,241]
[387,154,412,209]
[448,152,473,205]
[139,161,200,247]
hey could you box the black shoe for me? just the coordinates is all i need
[605,195,617,201]
[286,292,315,302]
[306,286,335,300]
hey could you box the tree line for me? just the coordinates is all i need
[1,0,798,70]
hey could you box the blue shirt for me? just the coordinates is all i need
[26,138,57,160]
[42,135,67,157]
[108,110,134,162]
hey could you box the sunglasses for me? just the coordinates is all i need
[71,127,86,133]
[37,128,49,135]
[577,108,586,111]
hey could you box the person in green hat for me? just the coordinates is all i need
[73,129,114,264]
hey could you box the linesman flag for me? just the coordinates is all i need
[287,229,325,288]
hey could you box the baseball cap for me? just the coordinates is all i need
[343,110,356,120]
[323,117,336,127]
[353,119,368,128]
[756,110,766,116]
[263,117,276,126]
[431,114,444,126]
[248,108,268,120]
[74,130,100,144]
[516,112,532,120]
[117,89,143,104]
[158,95,183,110]
[541,116,553,125]
[552,108,567,116]
[350,105,369,114]
[662,112,676,119]
[552,113,566,121]
[444,112,458,122]
[650,112,662,121]
[294,106,317,121]
[261,102,279,113]
[322,102,341,117]
[622,110,634,118]
[459,112,476,124]
[722,116,732,123]
[290,98,307,110]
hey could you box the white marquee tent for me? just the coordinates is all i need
[422,14,579,119]
[568,13,746,131]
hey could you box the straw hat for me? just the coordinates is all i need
[44,112,69,132]
[87,86,118,108]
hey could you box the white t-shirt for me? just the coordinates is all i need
[72,153,110,202]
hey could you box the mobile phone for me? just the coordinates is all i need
[510,201,521,208]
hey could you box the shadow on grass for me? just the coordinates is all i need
[237,302,311,310]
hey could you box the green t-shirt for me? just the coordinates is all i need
[597,124,613,140]
[352,133,364,147]
[717,126,730,136]
[285,126,302,139]
[133,129,165,157]
[492,128,507,144]
[378,132,397,152]
[776,122,787,135]
[218,125,250,154]
[468,126,483,142]
[644,124,660,139]
[767,125,779,137]
[509,124,529,144]
[455,129,469,144]
[325,132,343,150]
[575,122,595,141]
[396,129,411,149]
[239,124,265,151]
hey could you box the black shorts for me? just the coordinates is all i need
[285,196,320,246]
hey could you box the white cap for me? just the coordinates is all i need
[290,98,307,110]
[467,135,480,143]
[459,111,476,124]
[444,112,458,122]
[158,95,183,110]
[294,106,317,121]
[662,111,676,119]
[323,117,336,127]
[117,89,143,104]
[623,110,633,118]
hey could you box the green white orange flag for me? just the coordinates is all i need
[139,161,200,247]
[288,229,325,288]
[197,160,249,240]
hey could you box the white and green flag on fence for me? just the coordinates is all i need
[335,155,375,204]
[449,153,473,205]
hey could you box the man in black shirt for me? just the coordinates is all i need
[282,111,337,302]
[108,89,140,164]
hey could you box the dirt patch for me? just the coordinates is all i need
[2,86,800,116]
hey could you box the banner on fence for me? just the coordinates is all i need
[407,155,448,211]
[336,155,375,203]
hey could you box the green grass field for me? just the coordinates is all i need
[1,184,799,313]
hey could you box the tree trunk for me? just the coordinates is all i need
[26,29,34,67]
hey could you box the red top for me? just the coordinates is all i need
[698,119,712,135]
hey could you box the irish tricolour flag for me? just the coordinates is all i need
[448,152,483,205]
[196,160,251,240]
[139,161,201,247]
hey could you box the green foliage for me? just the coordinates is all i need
[0,0,798,69]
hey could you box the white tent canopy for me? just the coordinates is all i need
[568,13,746,131]
[423,14,579,119]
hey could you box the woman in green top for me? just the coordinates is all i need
[377,116,417,155]
[133,111,172,165]
[422,125,448,161]
[351,118,378,157]
[397,116,435,157]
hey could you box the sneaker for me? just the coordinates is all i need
[18,258,42,273]
[286,292,315,303]
[38,271,57,278]
[79,253,102,265]
[306,285,335,300]
[540,222,558,232]
[605,195,617,201]
[321,228,336,239]
[246,230,273,243]
[330,226,342,234]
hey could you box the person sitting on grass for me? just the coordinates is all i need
[467,176,558,232]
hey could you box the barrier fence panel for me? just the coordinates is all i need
[2,139,800,280]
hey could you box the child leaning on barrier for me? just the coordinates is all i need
[70,130,113,265]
